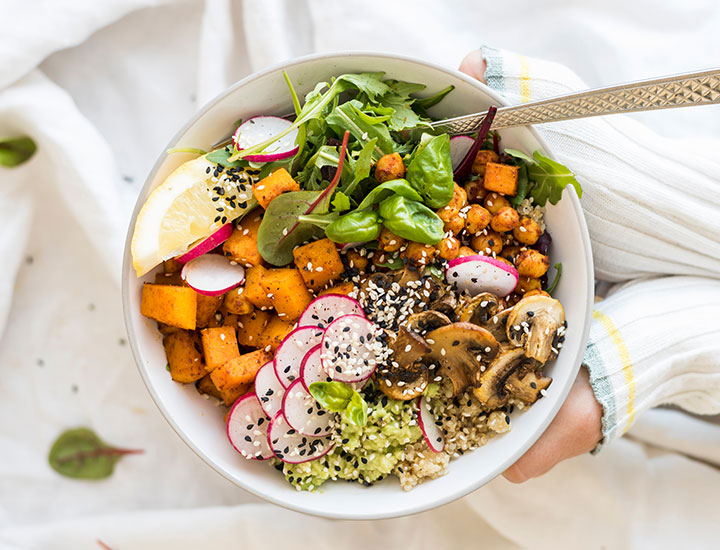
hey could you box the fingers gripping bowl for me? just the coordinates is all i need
[122,52,593,519]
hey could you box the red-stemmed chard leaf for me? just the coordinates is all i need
[452,106,497,182]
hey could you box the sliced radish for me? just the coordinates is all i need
[300,344,332,391]
[254,361,286,418]
[339,241,368,253]
[417,396,445,453]
[233,116,299,162]
[445,255,519,297]
[297,294,365,329]
[226,394,273,460]
[273,326,325,388]
[176,223,233,264]
[320,315,383,383]
[181,254,245,296]
[267,412,334,464]
[282,379,334,437]
[449,135,475,172]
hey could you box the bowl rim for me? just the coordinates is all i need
[121,49,594,519]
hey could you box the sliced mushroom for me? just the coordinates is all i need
[377,327,430,401]
[406,310,451,335]
[504,368,552,406]
[472,347,525,409]
[506,295,566,363]
[359,272,394,298]
[425,322,499,396]
[429,290,457,319]
[456,293,513,343]
[393,265,421,287]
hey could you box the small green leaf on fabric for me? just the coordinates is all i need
[0,136,37,167]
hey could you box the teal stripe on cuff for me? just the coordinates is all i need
[584,341,616,453]
[480,45,505,94]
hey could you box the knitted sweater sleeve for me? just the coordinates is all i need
[479,46,720,448]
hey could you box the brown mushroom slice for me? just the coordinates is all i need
[406,310,452,335]
[472,347,525,408]
[359,272,394,298]
[429,290,458,319]
[377,327,430,401]
[506,295,566,363]
[425,322,499,396]
[456,293,513,343]
[504,368,552,406]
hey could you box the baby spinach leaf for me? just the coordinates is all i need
[405,133,453,208]
[0,136,37,167]
[308,381,355,411]
[378,195,444,244]
[345,392,368,427]
[356,179,422,211]
[325,210,382,243]
[48,427,143,480]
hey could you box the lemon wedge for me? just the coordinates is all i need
[131,155,257,276]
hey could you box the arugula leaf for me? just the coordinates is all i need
[505,149,583,206]
[545,262,563,295]
[508,163,530,207]
[0,136,36,167]
[206,147,246,168]
[326,99,393,156]
[166,147,207,156]
[339,138,376,197]
[414,85,455,110]
[331,191,351,211]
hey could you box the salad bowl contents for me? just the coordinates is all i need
[123,53,592,518]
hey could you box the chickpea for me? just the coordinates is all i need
[436,236,460,260]
[443,215,465,236]
[402,242,437,267]
[345,250,368,272]
[472,150,499,176]
[483,192,510,214]
[374,152,406,183]
[517,276,542,294]
[223,287,254,315]
[515,249,550,278]
[457,246,476,258]
[445,183,468,212]
[490,206,520,233]
[437,204,459,223]
[494,256,514,267]
[464,179,487,203]
[471,230,503,256]
[513,217,542,245]
[500,245,527,264]
[378,227,405,252]
[465,204,492,234]
[524,289,551,298]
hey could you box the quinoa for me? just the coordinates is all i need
[517,197,547,232]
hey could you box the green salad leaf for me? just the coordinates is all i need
[308,381,368,427]
[378,195,444,244]
[505,149,583,206]
[356,178,422,211]
[405,133,453,208]
[326,99,393,156]
[325,209,382,243]
[545,262,563,295]
[0,136,37,167]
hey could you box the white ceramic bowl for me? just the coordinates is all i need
[122,52,594,519]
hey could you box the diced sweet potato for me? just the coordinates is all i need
[256,315,294,351]
[483,162,519,196]
[163,331,206,383]
[200,326,240,371]
[195,293,223,328]
[472,149,499,176]
[157,322,181,336]
[223,286,254,315]
[243,265,273,309]
[219,382,253,407]
[210,349,274,391]
[292,238,345,291]
[237,309,272,347]
[222,209,263,267]
[141,284,197,330]
[196,373,223,401]
[252,168,300,209]
[319,281,356,296]
[261,268,312,320]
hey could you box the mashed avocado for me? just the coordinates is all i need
[278,392,422,491]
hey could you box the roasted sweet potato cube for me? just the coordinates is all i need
[196,373,223,401]
[219,382,253,407]
[261,268,312,320]
[237,309,272,347]
[222,210,263,267]
[243,265,274,309]
[292,238,344,291]
[483,162,519,196]
[472,149,500,176]
[210,349,274,391]
[319,281,356,296]
[141,284,197,330]
[256,315,294,351]
[163,331,206,383]
[252,168,300,209]
[200,326,240,371]
[223,287,254,315]
[196,293,224,328]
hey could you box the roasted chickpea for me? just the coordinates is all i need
[374,152,406,183]
[515,249,550,278]
[437,204,459,223]
[517,276,542,294]
[513,217,542,245]
[465,204,492,234]
[463,179,487,203]
[223,287,254,315]
[470,230,503,256]
[490,206,520,233]
[457,246,476,258]
[345,250,368,272]
[472,149,499,176]
[500,245,527,264]
[524,289,551,298]
[443,215,465,236]
[378,227,405,252]
[483,192,510,214]
[494,256,514,267]
[402,242,437,267]
[436,236,460,260]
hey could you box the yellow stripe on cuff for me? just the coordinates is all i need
[519,55,531,103]
[592,310,636,431]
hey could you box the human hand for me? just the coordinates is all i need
[458,50,604,482]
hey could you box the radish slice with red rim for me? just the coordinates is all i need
[176,223,233,264]
[449,135,475,172]
[267,412,334,464]
[254,361,286,418]
[181,254,245,296]
[297,294,365,329]
[320,314,386,383]
[233,116,299,162]
[226,394,273,460]
[274,326,325,388]
[300,344,332,391]
[282,379,334,437]
[445,255,519,297]
[417,396,445,453]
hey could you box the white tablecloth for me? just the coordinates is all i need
[1,1,719,548]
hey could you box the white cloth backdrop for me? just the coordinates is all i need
[1,1,719,548]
